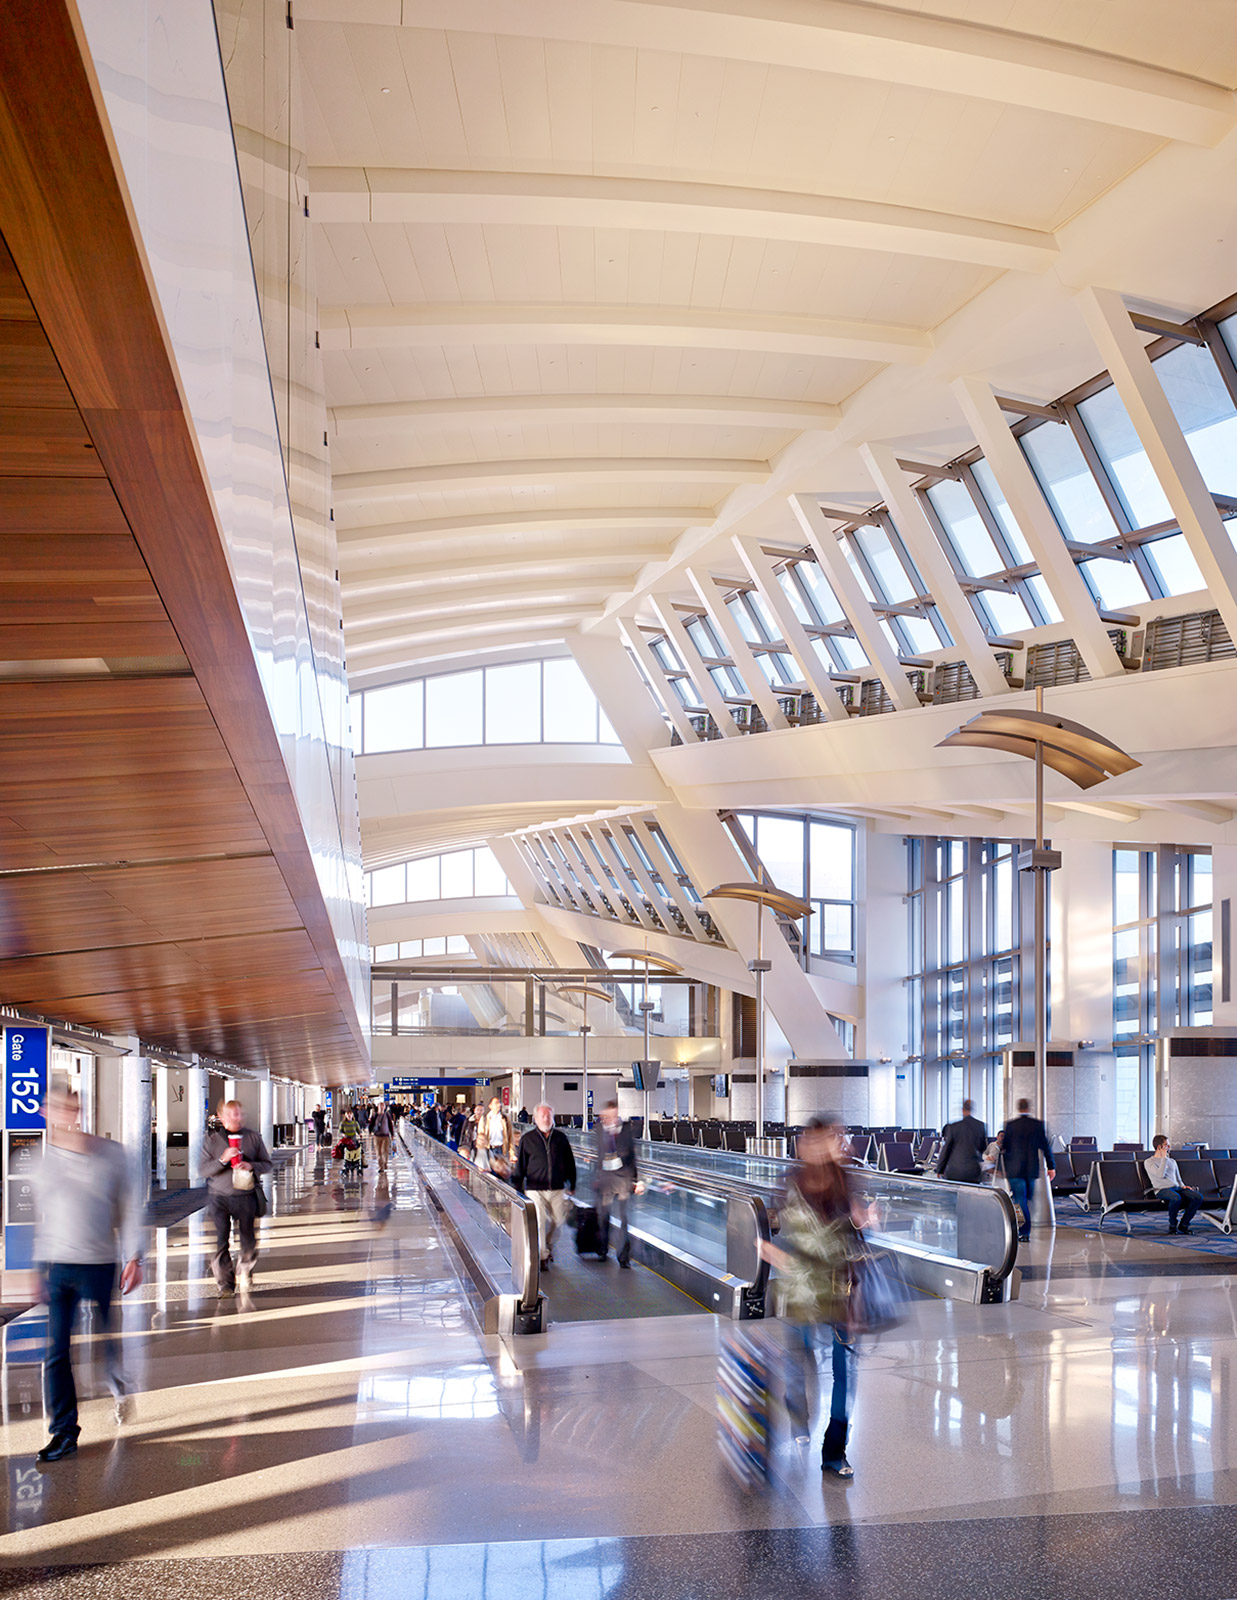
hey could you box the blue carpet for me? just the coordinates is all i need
[1053,1199,1237,1256]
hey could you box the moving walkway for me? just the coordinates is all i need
[405,1123,1019,1336]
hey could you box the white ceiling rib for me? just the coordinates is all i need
[329,394,841,433]
[319,304,935,364]
[296,0,1236,143]
[311,166,1059,271]
[297,0,1237,677]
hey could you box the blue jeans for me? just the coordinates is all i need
[44,1262,119,1439]
[1009,1175,1036,1236]
[784,1323,856,1436]
[1161,1185,1202,1229]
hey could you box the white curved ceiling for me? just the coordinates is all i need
[295,0,1237,678]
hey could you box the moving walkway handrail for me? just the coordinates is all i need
[586,1132,1021,1299]
[404,1126,542,1325]
[567,1131,773,1307]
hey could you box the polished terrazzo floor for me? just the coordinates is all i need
[3,1142,1237,1597]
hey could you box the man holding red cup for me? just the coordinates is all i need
[199,1100,273,1296]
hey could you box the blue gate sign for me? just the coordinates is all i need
[4,1027,47,1131]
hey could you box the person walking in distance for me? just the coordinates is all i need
[1001,1098,1055,1244]
[32,1089,145,1462]
[512,1104,577,1270]
[200,1100,273,1295]
[936,1099,988,1184]
[475,1095,513,1174]
[595,1101,642,1268]
[372,1101,395,1174]
[311,1104,327,1147]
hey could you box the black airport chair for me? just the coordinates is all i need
[1093,1161,1165,1231]
[879,1141,918,1174]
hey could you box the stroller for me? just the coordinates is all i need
[336,1135,363,1184]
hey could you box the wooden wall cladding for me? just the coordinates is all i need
[0,24,368,1079]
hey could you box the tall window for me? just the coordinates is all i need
[363,847,513,907]
[907,836,1036,1130]
[357,658,622,753]
[731,812,857,961]
[1112,845,1213,1143]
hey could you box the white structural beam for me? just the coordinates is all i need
[951,375,1128,681]
[343,549,663,600]
[586,823,661,932]
[333,456,768,505]
[1057,799,1143,823]
[617,616,698,745]
[789,495,921,711]
[684,566,790,732]
[296,0,1236,145]
[330,393,841,435]
[348,607,608,665]
[860,441,1011,698]
[1153,799,1236,825]
[312,167,1058,272]
[649,591,743,740]
[345,581,618,632]
[320,304,933,366]
[337,508,712,549]
[1077,285,1237,646]
[731,537,849,721]
[568,628,677,761]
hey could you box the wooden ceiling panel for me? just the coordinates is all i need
[0,7,369,1080]
[0,858,298,959]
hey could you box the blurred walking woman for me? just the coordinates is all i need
[760,1115,864,1479]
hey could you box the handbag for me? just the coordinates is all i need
[846,1242,906,1337]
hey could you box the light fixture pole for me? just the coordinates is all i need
[704,881,812,1150]
[937,690,1138,1129]
[606,950,683,1139]
[555,984,615,1131]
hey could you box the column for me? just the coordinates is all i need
[155,1065,194,1190]
[1209,844,1237,1028]
[1050,839,1116,1145]
[259,1076,274,1152]
[568,625,677,759]
[119,1041,153,1208]
[187,1063,207,1184]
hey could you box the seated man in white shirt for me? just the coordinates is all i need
[1144,1134,1203,1235]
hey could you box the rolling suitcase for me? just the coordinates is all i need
[717,1323,772,1487]
[574,1203,606,1258]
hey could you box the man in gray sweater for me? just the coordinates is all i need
[200,1100,273,1295]
[33,1089,145,1462]
[1145,1134,1203,1234]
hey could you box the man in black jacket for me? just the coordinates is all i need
[1002,1098,1055,1243]
[936,1099,987,1184]
[595,1101,642,1268]
[512,1103,576,1268]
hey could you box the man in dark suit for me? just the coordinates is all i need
[936,1099,988,1184]
[595,1101,643,1268]
[1002,1098,1055,1244]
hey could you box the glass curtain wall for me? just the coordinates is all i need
[364,847,513,908]
[357,657,621,753]
[732,812,858,960]
[1112,845,1213,1143]
[907,836,1035,1131]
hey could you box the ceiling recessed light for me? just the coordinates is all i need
[381,87,391,94]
